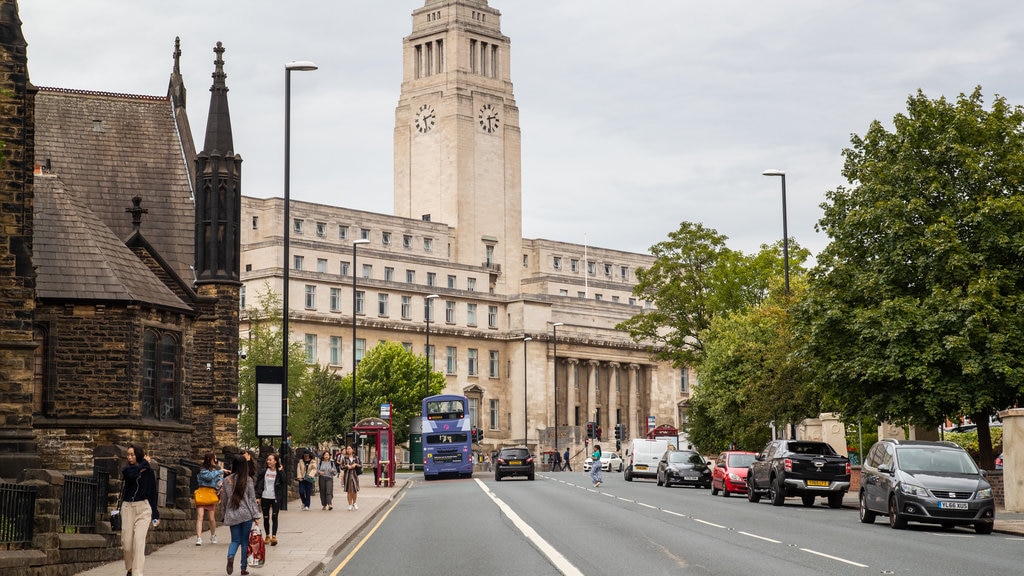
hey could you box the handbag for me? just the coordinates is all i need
[247,523,266,568]
[109,484,124,531]
[194,485,219,506]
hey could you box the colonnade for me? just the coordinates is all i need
[555,358,652,441]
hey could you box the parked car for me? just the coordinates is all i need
[746,440,850,508]
[494,447,535,481]
[583,451,624,472]
[657,449,712,488]
[995,453,1003,470]
[859,439,995,534]
[711,451,757,497]
[624,438,671,481]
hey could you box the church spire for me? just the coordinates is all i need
[202,41,233,155]
[167,36,186,109]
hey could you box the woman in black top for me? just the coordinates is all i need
[120,445,159,576]
[255,452,286,546]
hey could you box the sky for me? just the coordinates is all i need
[18,1,1024,259]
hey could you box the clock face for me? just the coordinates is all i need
[478,103,500,133]
[414,103,436,134]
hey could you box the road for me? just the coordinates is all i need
[330,470,1023,575]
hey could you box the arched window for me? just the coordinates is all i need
[142,329,181,420]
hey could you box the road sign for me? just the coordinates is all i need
[381,403,391,418]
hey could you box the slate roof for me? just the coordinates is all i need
[33,174,192,312]
[33,87,196,284]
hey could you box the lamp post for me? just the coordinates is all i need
[424,294,439,399]
[523,336,532,446]
[351,238,371,437]
[762,169,789,296]
[282,60,317,453]
[551,322,564,452]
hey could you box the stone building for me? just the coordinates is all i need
[0,0,241,477]
[240,0,692,459]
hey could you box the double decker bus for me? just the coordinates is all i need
[422,394,474,480]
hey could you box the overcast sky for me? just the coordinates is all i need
[19,1,1024,258]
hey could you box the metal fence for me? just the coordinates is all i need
[0,483,37,549]
[61,475,98,532]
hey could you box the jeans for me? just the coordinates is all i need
[298,480,313,508]
[228,519,253,570]
[260,498,280,536]
[318,475,334,507]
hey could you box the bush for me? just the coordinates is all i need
[941,428,1002,464]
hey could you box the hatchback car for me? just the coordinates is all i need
[583,452,624,472]
[859,439,995,534]
[656,449,711,488]
[494,447,535,481]
[711,451,757,497]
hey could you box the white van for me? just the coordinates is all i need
[624,438,671,481]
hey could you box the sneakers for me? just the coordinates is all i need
[211,534,217,544]
[196,536,202,546]
[353,503,358,510]
[347,504,352,511]
[270,535,278,546]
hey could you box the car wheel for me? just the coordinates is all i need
[801,495,816,507]
[495,473,502,481]
[664,477,672,488]
[747,479,761,503]
[888,495,907,529]
[722,486,730,497]
[769,477,786,507]
[827,493,843,509]
[711,483,719,496]
[624,468,633,482]
[974,521,993,535]
[859,492,876,523]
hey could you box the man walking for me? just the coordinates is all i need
[562,447,572,471]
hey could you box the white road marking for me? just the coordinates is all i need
[694,518,726,528]
[476,479,584,576]
[638,502,657,509]
[662,510,686,517]
[800,548,869,568]
[738,531,781,543]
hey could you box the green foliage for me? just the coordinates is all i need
[844,418,879,464]
[618,221,808,369]
[797,87,1024,465]
[237,284,310,448]
[942,427,1003,465]
[291,364,347,447]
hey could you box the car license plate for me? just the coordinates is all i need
[939,501,968,510]
[509,460,522,465]
[635,465,648,471]
[684,475,698,480]
[806,480,829,487]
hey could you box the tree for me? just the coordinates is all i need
[618,220,808,368]
[348,341,446,445]
[798,87,1024,468]
[237,284,310,448]
[290,364,347,448]
[689,273,819,452]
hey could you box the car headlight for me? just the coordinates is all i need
[727,473,742,482]
[899,482,927,497]
[976,488,992,499]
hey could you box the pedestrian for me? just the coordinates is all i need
[341,445,362,510]
[317,450,336,510]
[563,447,572,471]
[553,449,562,472]
[371,450,380,487]
[590,444,603,487]
[255,452,285,547]
[296,451,316,511]
[484,454,491,472]
[195,451,223,546]
[119,445,160,576]
[223,454,262,576]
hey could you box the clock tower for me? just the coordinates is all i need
[395,0,522,291]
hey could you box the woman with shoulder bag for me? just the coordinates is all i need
[342,445,362,511]
[223,455,261,575]
[119,445,160,576]
[195,451,223,546]
[317,450,337,510]
[255,452,285,546]
[296,450,317,511]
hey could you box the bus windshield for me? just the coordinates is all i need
[426,399,465,420]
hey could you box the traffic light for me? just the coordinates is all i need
[471,427,483,443]
[614,423,624,441]
[586,421,596,439]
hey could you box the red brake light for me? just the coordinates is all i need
[845,461,851,475]
[784,458,793,472]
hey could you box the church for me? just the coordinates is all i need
[240,0,693,459]
[0,0,241,477]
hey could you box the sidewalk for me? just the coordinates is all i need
[80,478,406,576]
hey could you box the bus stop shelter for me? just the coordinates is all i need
[354,417,395,487]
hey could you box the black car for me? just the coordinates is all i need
[859,439,995,534]
[657,449,711,488]
[495,447,535,481]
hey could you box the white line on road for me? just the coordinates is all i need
[662,510,685,517]
[475,479,584,576]
[694,518,726,529]
[638,502,657,509]
[737,531,782,544]
[800,548,869,568]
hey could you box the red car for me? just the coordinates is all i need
[711,451,758,497]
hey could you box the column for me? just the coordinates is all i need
[999,408,1024,512]
[628,363,639,439]
[587,360,599,432]
[567,358,579,427]
[608,362,620,429]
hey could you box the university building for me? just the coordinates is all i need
[241,0,693,457]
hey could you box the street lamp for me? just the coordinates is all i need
[551,322,564,452]
[424,294,439,398]
[282,59,317,454]
[351,238,371,436]
[762,169,790,296]
[524,336,532,446]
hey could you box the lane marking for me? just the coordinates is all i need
[476,479,584,576]
[737,531,781,543]
[638,502,657,509]
[662,510,685,518]
[694,518,726,529]
[330,489,408,575]
[800,548,869,568]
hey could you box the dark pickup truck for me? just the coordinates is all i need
[746,440,851,508]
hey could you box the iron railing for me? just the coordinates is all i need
[61,475,98,532]
[0,483,37,549]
